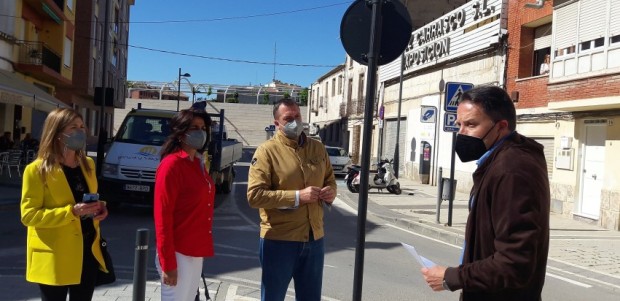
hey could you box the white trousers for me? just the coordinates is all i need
[156,251,204,301]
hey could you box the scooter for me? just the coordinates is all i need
[345,159,402,195]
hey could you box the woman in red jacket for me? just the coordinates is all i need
[154,108,215,301]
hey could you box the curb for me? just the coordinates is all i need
[338,191,465,247]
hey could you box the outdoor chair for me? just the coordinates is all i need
[6,150,23,178]
[0,152,8,176]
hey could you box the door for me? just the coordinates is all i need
[579,124,606,218]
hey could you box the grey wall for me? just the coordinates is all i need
[116,98,308,146]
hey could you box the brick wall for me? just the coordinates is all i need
[506,0,553,107]
[548,74,620,102]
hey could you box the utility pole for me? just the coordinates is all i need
[96,0,111,176]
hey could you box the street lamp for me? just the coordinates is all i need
[177,67,191,111]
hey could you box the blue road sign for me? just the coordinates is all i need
[420,106,437,123]
[444,82,474,112]
[443,112,459,132]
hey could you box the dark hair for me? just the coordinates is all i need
[160,108,212,159]
[460,86,516,131]
[272,98,299,119]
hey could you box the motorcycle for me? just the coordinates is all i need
[344,159,402,195]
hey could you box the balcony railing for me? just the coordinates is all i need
[18,41,61,74]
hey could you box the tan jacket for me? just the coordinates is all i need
[247,131,336,242]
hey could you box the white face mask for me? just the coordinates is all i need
[281,120,304,139]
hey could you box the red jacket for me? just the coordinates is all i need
[154,149,215,272]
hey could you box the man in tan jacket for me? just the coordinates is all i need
[247,98,337,301]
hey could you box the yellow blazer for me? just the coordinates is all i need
[20,157,108,285]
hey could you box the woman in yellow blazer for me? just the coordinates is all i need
[20,108,110,301]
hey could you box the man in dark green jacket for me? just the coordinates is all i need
[422,86,550,301]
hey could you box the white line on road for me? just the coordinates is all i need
[546,266,620,290]
[546,272,592,288]
[547,257,620,281]
[385,223,462,249]
[385,224,616,289]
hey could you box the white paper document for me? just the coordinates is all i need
[401,242,436,268]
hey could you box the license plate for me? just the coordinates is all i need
[124,184,150,192]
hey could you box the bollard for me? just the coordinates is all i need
[133,229,149,301]
[436,167,443,223]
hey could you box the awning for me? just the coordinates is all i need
[0,69,67,112]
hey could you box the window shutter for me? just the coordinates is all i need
[554,2,578,49]
[611,0,620,36]
[578,0,607,42]
[534,24,552,50]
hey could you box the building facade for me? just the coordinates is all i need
[0,0,134,144]
[56,0,134,139]
[378,0,509,189]
[506,0,620,230]
[0,0,71,143]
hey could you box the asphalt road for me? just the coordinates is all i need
[0,147,617,300]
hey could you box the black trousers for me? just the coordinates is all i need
[39,235,99,301]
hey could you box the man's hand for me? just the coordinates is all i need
[319,186,335,203]
[421,265,447,291]
[299,186,321,204]
[162,269,178,286]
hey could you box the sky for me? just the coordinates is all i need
[127,1,352,88]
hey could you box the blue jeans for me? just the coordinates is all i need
[259,237,325,301]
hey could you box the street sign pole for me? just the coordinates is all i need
[340,1,412,299]
[351,1,382,299]
[443,82,473,226]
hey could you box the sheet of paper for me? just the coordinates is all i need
[401,242,436,268]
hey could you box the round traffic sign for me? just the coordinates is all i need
[340,0,412,66]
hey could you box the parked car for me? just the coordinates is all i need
[325,146,352,176]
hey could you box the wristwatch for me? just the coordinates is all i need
[442,279,451,291]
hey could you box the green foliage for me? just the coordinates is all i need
[261,93,270,105]
[299,88,309,106]
[283,92,290,99]
[226,98,238,103]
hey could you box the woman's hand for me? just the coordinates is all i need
[94,201,108,221]
[72,201,101,218]
[162,269,178,286]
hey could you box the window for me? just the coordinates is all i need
[66,0,73,11]
[63,37,72,67]
[114,7,120,34]
[332,78,336,96]
[338,75,343,94]
[553,1,577,57]
[611,35,620,45]
[532,24,552,76]
[579,37,604,52]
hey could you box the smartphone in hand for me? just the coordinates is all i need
[82,193,100,203]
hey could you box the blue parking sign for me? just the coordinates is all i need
[444,82,473,112]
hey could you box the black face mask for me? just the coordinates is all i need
[455,123,497,162]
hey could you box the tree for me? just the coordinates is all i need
[261,93,270,105]
[299,88,309,106]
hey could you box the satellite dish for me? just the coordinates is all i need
[340,0,412,66]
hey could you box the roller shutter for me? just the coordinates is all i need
[554,2,578,49]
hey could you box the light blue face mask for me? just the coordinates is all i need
[185,130,207,150]
[62,130,86,150]
[282,120,304,139]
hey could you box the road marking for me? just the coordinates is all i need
[546,266,620,290]
[547,257,620,281]
[546,272,592,288]
[385,224,617,289]
[332,197,357,215]
[385,224,462,249]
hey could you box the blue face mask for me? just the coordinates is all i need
[62,130,86,150]
[282,120,304,139]
[185,130,206,150]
